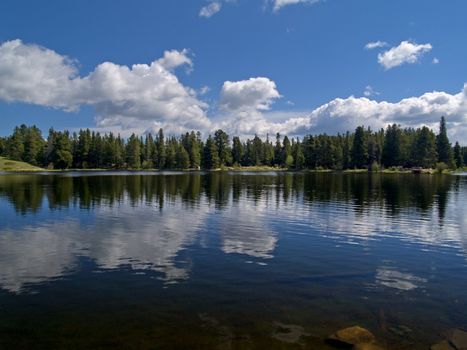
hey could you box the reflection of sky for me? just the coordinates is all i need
[375,267,427,291]
[0,197,209,293]
[0,175,466,295]
[216,195,277,259]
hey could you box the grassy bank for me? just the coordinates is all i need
[0,157,44,172]
[0,158,461,174]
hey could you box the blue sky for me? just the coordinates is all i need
[1,0,467,143]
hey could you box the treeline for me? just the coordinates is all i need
[0,117,465,170]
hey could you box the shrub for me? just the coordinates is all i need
[435,162,448,173]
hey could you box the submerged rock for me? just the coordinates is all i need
[447,329,467,350]
[271,322,310,344]
[327,326,376,347]
[431,340,456,350]
[354,344,385,350]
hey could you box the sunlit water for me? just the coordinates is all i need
[0,172,466,349]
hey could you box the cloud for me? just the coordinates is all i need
[199,1,222,18]
[363,85,380,97]
[156,49,193,71]
[0,39,210,134]
[216,83,467,143]
[364,41,388,50]
[199,85,211,95]
[1,39,467,144]
[377,41,433,69]
[219,77,281,112]
[432,57,440,64]
[0,39,80,110]
[272,0,320,11]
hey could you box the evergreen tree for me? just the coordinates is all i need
[232,136,244,166]
[436,116,454,166]
[263,134,275,166]
[203,135,220,169]
[293,141,305,169]
[282,136,292,167]
[176,144,190,169]
[165,138,177,169]
[188,131,201,169]
[50,130,73,169]
[411,126,437,168]
[382,124,402,167]
[6,125,26,161]
[0,137,5,156]
[251,135,263,165]
[23,125,45,165]
[342,132,352,169]
[76,129,91,168]
[156,128,166,169]
[143,133,155,168]
[214,129,232,166]
[126,134,141,168]
[453,141,463,168]
[274,133,282,166]
[351,126,368,168]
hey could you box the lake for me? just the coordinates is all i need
[0,172,466,349]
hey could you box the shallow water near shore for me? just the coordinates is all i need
[0,172,466,349]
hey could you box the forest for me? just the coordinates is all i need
[0,117,465,170]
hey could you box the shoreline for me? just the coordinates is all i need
[0,166,463,175]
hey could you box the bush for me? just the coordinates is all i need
[370,162,380,172]
[435,162,448,173]
[285,155,294,168]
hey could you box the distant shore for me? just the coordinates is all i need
[1,163,464,175]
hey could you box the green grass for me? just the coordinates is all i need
[0,157,44,172]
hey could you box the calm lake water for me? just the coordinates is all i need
[0,172,466,349]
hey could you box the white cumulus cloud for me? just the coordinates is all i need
[216,83,467,143]
[219,77,281,112]
[199,2,222,18]
[1,39,467,144]
[377,41,433,70]
[156,49,193,71]
[0,39,210,135]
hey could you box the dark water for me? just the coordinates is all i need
[0,172,466,349]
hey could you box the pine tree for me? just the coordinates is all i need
[23,125,45,165]
[382,124,402,167]
[293,141,305,169]
[188,131,201,169]
[453,141,463,168]
[436,116,454,167]
[176,144,190,169]
[282,136,292,166]
[165,138,177,169]
[411,126,437,168]
[156,128,166,169]
[232,136,244,166]
[274,133,282,166]
[203,135,220,169]
[143,133,155,168]
[214,129,232,166]
[50,130,73,169]
[351,126,368,168]
[251,135,263,166]
[126,134,141,168]
[342,132,351,169]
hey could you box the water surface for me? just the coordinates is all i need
[0,172,466,349]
